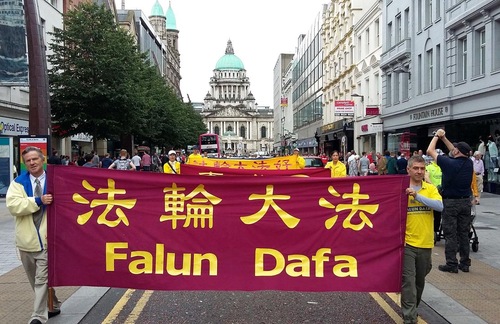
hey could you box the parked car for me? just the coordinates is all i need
[304,156,324,168]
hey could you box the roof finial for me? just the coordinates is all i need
[225,39,234,55]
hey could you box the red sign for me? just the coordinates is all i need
[365,106,380,116]
[47,166,409,292]
[280,98,288,107]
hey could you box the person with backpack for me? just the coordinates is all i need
[108,149,136,171]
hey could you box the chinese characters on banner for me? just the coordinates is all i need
[47,165,409,292]
[186,155,299,169]
[181,164,330,177]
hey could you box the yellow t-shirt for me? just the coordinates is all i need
[406,182,441,248]
[324,161,347,178]
[163,161,181,174]
[296,155,305,169]
[186,153,203,165]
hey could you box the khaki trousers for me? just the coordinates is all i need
[19,249,59,324]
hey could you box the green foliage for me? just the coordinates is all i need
[48,2,206,149]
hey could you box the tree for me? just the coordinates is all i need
[48,3,207,152]
[48,3,150,148]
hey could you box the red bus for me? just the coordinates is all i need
[199,133,221,158]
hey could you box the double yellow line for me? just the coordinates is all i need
[101,289,153,324]
[102,289,426,324]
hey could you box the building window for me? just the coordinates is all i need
[51,0,57,7]
[366,28,370,52]
[240,126,246,139]
[396,14,402,43]
[417,0,422,31]
[386,74,392,106]
[402,71,409,101]
[495,19,500,70]
[436,44,441,89]
[435,0,440,20]
[214,126,220,135]
[387,22,392,48]
[458,37,467,81]
[426,49,433,91]
[375,19,380,46]
[358,35,362,60]
[417,54,422,95]
[475,29,486,76]
[404,8,410,38]
[374,73,380,100]
[394,73,400,104]
[425,0,432,26]
[227,125,233,133]
[261,126,267,139]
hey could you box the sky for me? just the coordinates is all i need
[116,0,329,107]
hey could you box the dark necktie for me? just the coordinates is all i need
[33,178,43,230]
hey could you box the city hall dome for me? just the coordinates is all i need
[215,40,244,70]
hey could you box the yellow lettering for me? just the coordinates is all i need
[285,255,310,277]
[129,251,153,274]
[255,248,285,276]
[193,253,218,276]
[106,242,128,271]
[333,255,358,277]
[255,248,357,278]
[166,253,192,275]
[311,248,331,277]
[155,244,164,274]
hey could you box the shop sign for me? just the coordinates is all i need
[334,100,355,116]
[409,106,449,122]
[71,133,93,142]
[0,117,29,136]
[280,98,288,107]
[365,106,380,116]
[361,123,383,133]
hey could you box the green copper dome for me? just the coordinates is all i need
[151,0,164,16]
[166,1,177,30]
[215,40,245,70]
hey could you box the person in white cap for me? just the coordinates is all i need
[292,148,305,169]
[164,150,181,174]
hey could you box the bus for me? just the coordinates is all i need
[199,133,221,158]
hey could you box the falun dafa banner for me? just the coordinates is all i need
[47,165,409,292]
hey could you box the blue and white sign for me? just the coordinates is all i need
[0,116,29,136]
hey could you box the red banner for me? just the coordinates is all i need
[47,166,409,292]
[181,164,330,177]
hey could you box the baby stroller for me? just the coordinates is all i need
[469,204,479,252]
[435,201,479,252]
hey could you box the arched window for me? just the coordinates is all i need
[214,126,220,135]
[240,126,246,139]
[261,126,267,138]
[227,125,233,133]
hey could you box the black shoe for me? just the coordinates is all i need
[29,320,42,324]
[49,309,61,318]
[458,264,470,272]
[438,264,458,273]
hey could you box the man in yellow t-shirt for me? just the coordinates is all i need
[292,148,305,169]
[324,150,346,177]
[186,145,203,165]
[402,155,443,324]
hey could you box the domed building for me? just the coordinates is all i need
[201,40,274,156]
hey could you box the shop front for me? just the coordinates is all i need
[296,137,319,156]
[317,119,353,161]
